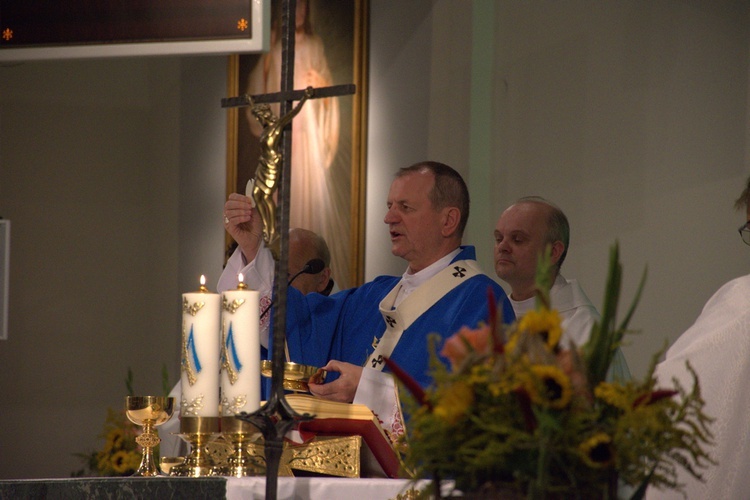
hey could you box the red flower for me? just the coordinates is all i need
[633,389,678,408]
[513,387,537,432]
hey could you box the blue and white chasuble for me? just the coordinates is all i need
[271,246,515,390]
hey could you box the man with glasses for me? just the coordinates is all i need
[647,176,750,499]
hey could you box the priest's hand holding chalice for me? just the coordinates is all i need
[125,396,175,476]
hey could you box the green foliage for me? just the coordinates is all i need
[125,367,134,397]
[584,243,647,388]
[161,364,171,397]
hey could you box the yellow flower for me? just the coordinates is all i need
[594,382,631,411]
[433,381,474,424]
[579,433,615,468]
[508,308,563,352]
[526,365,572,409]
[488,380,513,397]
[110,450,133,474]
[104,428,125,453]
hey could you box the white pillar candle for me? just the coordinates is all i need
[220,273,261,416]
[180,275,221,417]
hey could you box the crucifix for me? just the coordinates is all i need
[220,0,355,498]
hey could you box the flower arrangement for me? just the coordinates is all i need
[73,366,171,477]
[72,407,142,476]
[389,244,714,499]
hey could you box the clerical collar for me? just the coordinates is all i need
[509,294,536,319]
[509,274,565,317]
[394,248,462,307]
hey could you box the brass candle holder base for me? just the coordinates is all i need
[215,416,265,477]
[169,416,221,477]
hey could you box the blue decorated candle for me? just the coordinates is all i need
[220,274,261,416]
[180,275,221,417]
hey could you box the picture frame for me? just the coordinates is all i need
[0,220,8,340]
[225,0,368,289]
[0,0,268,61]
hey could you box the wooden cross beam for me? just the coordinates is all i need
[223,1,356,498]
[221,83,355,107]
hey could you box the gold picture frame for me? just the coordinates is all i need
[225,0,368,289]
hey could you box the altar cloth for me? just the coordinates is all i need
[225,476,437,499]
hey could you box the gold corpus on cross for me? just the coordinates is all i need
[246,87,314,259]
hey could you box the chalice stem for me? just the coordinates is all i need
[133,420,162,476]
[125,396,175,476]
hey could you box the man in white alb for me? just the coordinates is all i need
[646,176,750,499]
[494,196,630,380]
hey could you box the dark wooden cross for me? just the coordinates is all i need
[220,1,355,498]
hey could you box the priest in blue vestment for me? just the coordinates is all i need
[222,161,514,436]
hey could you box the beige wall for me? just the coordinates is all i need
[483,1,750,379]
[0,56,227,478]
[1,0,750,479]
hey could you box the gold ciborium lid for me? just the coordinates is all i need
[260,360,326,392]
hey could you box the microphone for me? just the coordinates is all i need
[292,258,326,280]
[260,258,326,319]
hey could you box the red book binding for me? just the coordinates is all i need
[284,394,401,479]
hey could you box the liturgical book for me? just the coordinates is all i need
[285,394,401,478]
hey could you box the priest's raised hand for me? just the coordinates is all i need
[223,192,263,264]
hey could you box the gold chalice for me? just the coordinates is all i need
[125,396,175,476]
[260,360,326,392]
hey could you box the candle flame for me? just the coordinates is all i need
[198,274,209,292]
[237,273,247,290]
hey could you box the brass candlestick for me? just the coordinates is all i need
[125,396,176,477]
[169,416,221,477]
[216,417,265,477]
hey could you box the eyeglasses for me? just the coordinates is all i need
[739,222,750,246]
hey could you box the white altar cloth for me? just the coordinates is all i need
[226,477,442,500]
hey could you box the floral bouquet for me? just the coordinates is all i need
[388,244,714,499]
[73,407,142,476]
